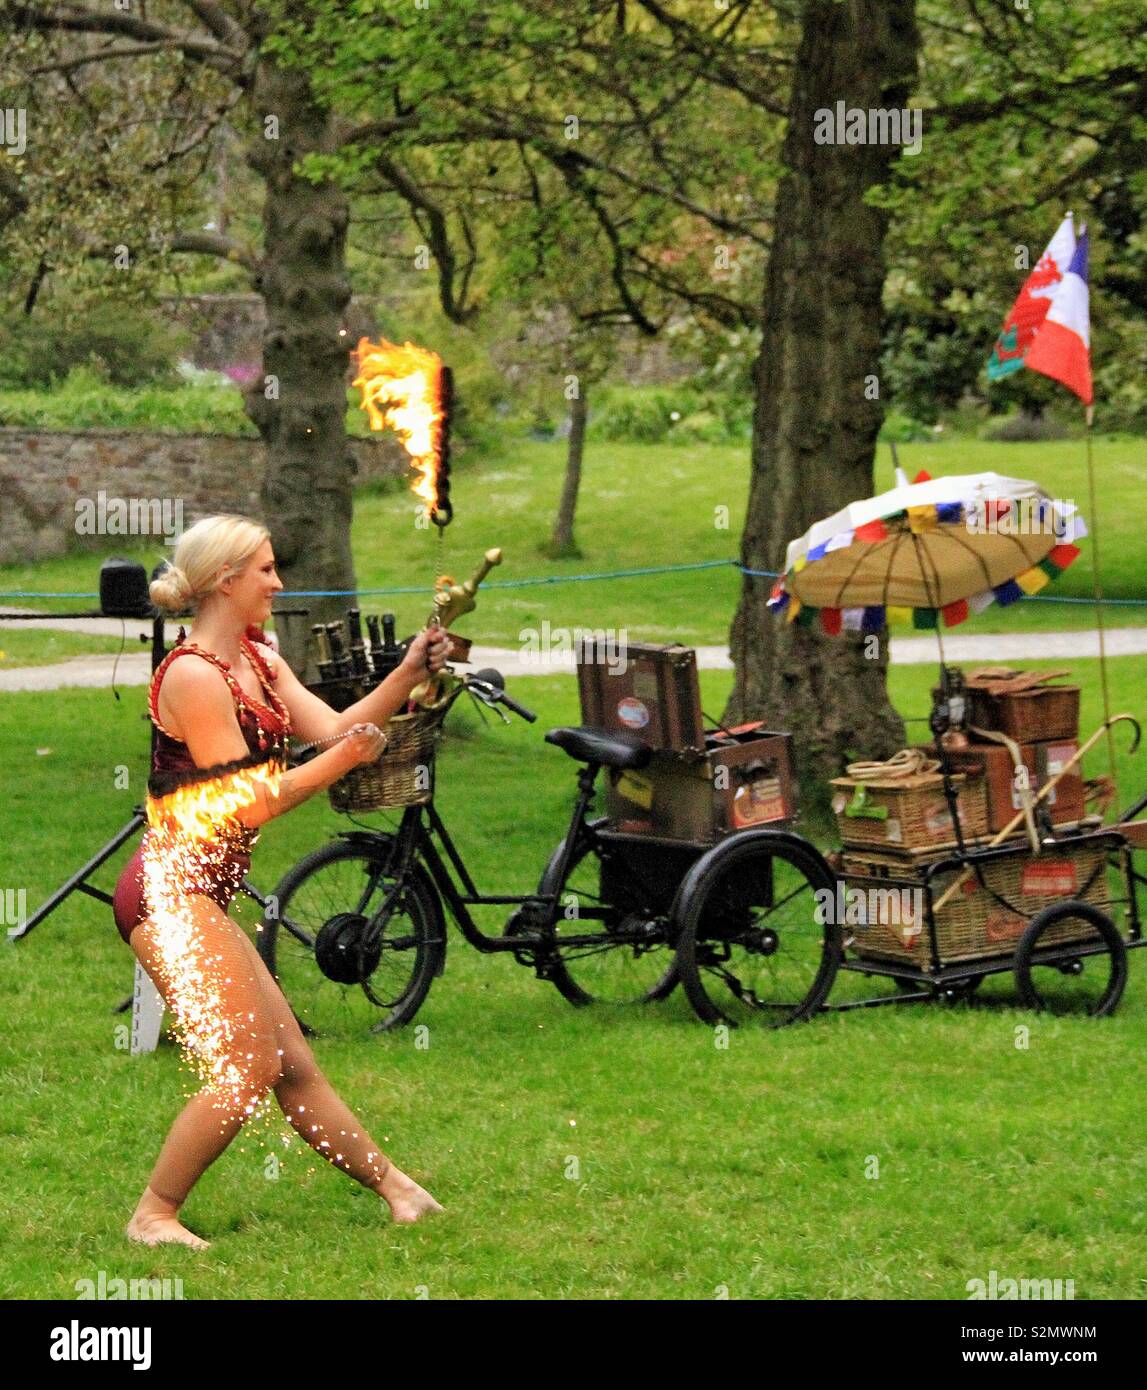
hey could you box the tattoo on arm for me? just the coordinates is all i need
[264,767,319,817]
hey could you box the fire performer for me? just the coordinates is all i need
[111,514,450,1248]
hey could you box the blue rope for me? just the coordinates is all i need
[3,554,1147,603]
[0,558,742,600]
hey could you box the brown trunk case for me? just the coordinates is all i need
[604,725,795,843]
[965,675,1080,743]
[924,739,1084,830]
[577,640,705,753]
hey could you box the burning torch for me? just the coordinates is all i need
[352,337,477,705]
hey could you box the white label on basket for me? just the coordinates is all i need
[1014,783,1055,808]
[925,799,964,836]
[885,817,903,843]
[895,918,921,949]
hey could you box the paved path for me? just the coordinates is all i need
[1,604,1142,691]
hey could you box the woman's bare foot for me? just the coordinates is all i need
[126,1186,210,1250]
[376,1165,444,1224]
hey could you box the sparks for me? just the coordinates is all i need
[140,760,285,1119]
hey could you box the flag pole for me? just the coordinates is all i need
[1077,218,1117,804]
[1084,399,1118,804]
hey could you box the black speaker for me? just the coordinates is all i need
[99,557,151,619]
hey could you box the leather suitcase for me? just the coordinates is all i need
[577,640,705,753]
[924,739,1084,830]
[605,724,795,843]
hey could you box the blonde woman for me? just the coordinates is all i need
[112,514,449,1248]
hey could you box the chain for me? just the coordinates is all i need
[288,726,388,759]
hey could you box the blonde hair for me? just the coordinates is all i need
[150,514,271,614]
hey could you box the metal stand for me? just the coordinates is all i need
[131,960,166,1055]
[7,612,168,944]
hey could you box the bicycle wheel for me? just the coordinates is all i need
[259,835,446,1034]
[1013,900,1128,1017]
[673,830,840,1028]
[531,819,682,1006]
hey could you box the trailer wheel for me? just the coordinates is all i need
[672,830,840,1028]
[1013,900,1127,1017]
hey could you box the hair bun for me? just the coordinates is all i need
[149,563,192,613]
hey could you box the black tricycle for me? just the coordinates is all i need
[258,665,839,1034]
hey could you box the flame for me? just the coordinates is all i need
[146,760,283,841]
[352,336,446,517]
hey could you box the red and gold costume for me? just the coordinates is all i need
[112,631,290,944]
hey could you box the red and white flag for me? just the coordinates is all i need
[1025,230,1092,404]
[987,214,1076,381]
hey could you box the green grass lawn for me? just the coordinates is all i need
[2,436,1145,669]
[2,655,1145,1299]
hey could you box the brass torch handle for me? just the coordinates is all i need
[428,546,504,630]
[469,547,503,591]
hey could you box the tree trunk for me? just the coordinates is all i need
[726,0,919,802]
[551,386,587,554]
[245,56,356,678]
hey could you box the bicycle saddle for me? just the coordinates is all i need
[544,725,653,769]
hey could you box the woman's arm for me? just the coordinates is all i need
[264,625,451,741]
[163,660,381,830]
[237,725,382,830]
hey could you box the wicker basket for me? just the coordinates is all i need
[830,771,989,853]
[841,839,1113,965]
[966,677,1080,743]
[328,699,449,813]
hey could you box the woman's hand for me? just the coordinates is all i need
[399,624,451,683]
[341,722,387,767]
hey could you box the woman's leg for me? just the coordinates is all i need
[230,927,443,1223]
[126,894,286,1248]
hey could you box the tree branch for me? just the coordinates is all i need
[143,90,245,172]
[546,155,659,335]
[371,150,479,324]
[30,39,230,75]
[332,113,422,146]
[0,159,29,236]
[421,105,770,247]
[179,0,248,50]
[933,66,1144,129]
[10,3,243,74]
[169,228,260,272]
[634,0,791,117]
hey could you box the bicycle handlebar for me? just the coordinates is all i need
[496,688,537,723]
[466,668,537,723]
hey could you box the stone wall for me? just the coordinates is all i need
[0,428,410,564]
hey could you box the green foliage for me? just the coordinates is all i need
[877,409,935,444]
[0,375,255,433]
[876,0,1147,425]
[0,303,190,390]
[585,384,753,446]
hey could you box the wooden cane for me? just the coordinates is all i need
[930,712,1141,913]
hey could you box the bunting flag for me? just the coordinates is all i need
[987,214,1076,381]
[1024,232,1093,404]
